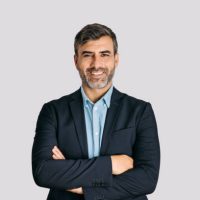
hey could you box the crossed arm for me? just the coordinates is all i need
[52,146,134,195]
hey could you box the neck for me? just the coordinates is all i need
[82,82,113,103]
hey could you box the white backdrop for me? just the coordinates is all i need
[0,0,199,199]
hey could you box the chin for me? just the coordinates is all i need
[87,80,111,89]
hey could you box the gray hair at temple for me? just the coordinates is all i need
[74,23,118,55]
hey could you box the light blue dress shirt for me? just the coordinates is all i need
[81,85,113,158]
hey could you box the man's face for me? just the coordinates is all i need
[74,36,119,89]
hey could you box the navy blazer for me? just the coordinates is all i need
[32,87,160,200]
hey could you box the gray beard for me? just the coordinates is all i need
[80,68,115,89]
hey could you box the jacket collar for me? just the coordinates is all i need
[69,86,125,158]
[70,86,124,104]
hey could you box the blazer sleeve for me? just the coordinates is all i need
[83,102,160,200]
[32,103,113,190]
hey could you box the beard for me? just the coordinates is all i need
[78,66,116,89]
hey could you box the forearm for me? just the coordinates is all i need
[83,166,159,200]
[32,155,112,190]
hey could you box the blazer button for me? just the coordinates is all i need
[92,182,97,186]
[95,195,104,200]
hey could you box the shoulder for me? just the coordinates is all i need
[114,87,149,107]
[40,88,81,111]
[114,87,154,117]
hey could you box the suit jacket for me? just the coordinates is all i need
[32,87,160,200]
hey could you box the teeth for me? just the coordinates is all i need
[91,71,103,75]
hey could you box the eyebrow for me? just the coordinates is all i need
[100,50,111,54]
[81,50,112,55]
[81,51,93,55]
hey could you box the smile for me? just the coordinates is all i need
[91,71,104,76]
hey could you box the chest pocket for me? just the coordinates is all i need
[112,126,135,135]
[107,127,136,156]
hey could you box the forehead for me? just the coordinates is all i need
[78,36,114,53]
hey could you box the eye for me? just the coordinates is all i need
[101,53,110,57]
[83,54,91,57]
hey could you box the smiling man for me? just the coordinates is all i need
[32,23,160,200]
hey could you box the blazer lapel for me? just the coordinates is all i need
[100,87,125,155]
[69,88,89,158]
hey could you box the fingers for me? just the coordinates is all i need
[52,146,65,160]
[67,187,83,194]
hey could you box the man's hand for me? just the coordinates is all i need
[111,154,134,175]
[65,187,83,195]
[52,146,83,195]
[52,146,65,160]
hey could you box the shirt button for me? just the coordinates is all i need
[95,132,99,135]
[94,106,98,111]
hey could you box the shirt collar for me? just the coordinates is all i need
[81,85,113,108]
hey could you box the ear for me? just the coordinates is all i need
[74,54,79,70]
[114,53,119,67]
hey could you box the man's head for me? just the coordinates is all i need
[74,23,119,89]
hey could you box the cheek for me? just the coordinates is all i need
[105,57,115,64]
[106,60,116,69]
[78,66,90,77]
[78,59,91,69]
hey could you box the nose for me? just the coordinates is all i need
[91,55,103,68]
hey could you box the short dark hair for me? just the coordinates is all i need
[74,23,118,55]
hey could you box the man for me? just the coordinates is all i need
[32,23,160,200]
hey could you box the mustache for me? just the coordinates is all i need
[86,67,107,73]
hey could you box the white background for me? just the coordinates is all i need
[0,0,199,199]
